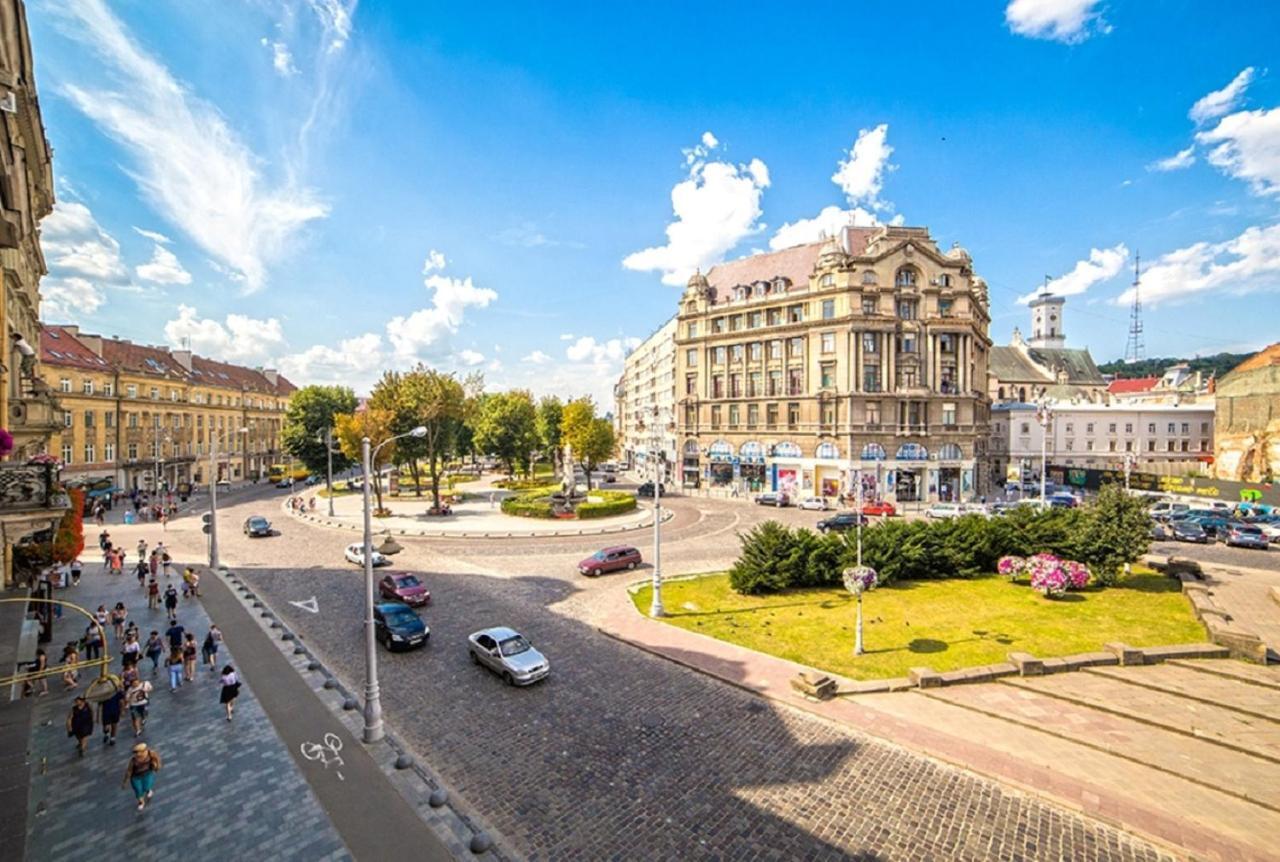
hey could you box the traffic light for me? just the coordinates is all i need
[202,512,212,525]
[202,524,211,534]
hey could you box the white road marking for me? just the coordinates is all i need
[290,596,320,614]
[300,732,345,780]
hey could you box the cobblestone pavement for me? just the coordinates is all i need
[142,487,1177,862]
[22,558,348,861]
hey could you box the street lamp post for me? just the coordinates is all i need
[326,427,336,517]
[1036,396,1054,503]
[208,427,248,570]
[639,406,669,619]
[361,425,426,744]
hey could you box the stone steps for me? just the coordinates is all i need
[1168,657,1280,690]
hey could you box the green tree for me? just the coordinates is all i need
[335,408,397,513]
[473,390,538,477]
[536,396,564,476]
[402,367,466,509]
[578,418,616,484]
[1072,483,1152,585]
[282,385,358,480]
[369,370,430,495]
[560,398,595,488]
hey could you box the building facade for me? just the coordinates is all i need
[0,0,67,587]
[615,316,676,481]
[989,293,1107,404]
[1214,343,1280,483]
[40,325,294,494]
[674,225,992,504]
[990,401,1215,488]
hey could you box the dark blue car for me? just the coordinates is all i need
[373,602,428,651]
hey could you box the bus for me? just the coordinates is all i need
[267,463,310,484]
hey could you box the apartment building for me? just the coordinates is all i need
[41,325,294,493]
[615,316,677,481]
[674,225,992,503]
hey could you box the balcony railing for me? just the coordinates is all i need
[0,463,71,513]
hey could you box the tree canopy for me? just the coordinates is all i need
[334,408,397,512]
[282,385,358,478]
[560,398,615,489]
[474,390,538,476]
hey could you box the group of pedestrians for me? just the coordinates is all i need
[52,532,243,812]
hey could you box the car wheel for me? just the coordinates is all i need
[627,561,636,570]
[503,672,515,686]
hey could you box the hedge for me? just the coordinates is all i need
[729,485,1149,595]
[496,478,561,491]
[500,483,561,518]
[576,490,637,520]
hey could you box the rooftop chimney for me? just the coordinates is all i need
[170,349,192,372]
[262,368,279,387]
[77,333,104,357]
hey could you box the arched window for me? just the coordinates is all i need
[815,442,839,460]
[708,440,733,460]
[1018,386,1027,402]
[938,443,963,461]
[860,442,886,461]
[683,439,700,455]
[862,270,877,284]
[896,443,929,461]
[820,273,834,287]
[773,441,802,458]
[739,441,764,460]
[998,386,1006,400]
[895,267,918,288]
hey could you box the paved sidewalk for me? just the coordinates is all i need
[1195,561,1280,658]
[596,578,1279,862]
[21,559,348,860]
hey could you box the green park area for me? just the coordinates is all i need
[630,571,1206,680]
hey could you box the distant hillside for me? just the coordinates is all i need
[1097,353,1252,380]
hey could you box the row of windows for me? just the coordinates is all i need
[63,410,281,433]
[55,377,284,409]
[1049,439,1211,453]
[720,268,955,304]
[1018,420,1210,435]
[690,330,963,367]
[59,438,277,466]
[687,296,958,340]
[692,399,959,431]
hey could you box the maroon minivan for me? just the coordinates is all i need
[578,546,642,577]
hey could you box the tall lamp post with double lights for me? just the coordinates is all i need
[637,405,673,619]
[1036,395,1054,503]
[360,425,426,743]
[208,426,249,570]
[318,427,338,517]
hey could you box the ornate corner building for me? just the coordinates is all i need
[0,1,68,587]
[673,225,992,504]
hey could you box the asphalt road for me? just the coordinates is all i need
[146,485,1176,862]
[1149,537,1277,569]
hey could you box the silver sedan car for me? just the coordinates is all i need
[467,627,550,686]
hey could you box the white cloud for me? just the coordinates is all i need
[1005,0,1109,43]
[422,249,447,274]
[494,221,583,249]
[39,201,136,318]
[1017,243,1129,304]
[53,0,328,291]
[565,336,640,364]
[457,349,485,367]
[1114,224,1280,308]
[1147,146,1196,173]
[163,304,286,363]
[559,333,574,341]
[623,133,770,286]
[279,332,385,388]
[521,350,551,365]
[1189,67,1255,126]
[136,243,193,285]
[700,131,718,149]
[769,205,882,250]
[261,37,298,77]
[831,125,895,211]
[1196,106,1280,197]
[305,0,357,53]
[385,266,498,358]
[133,227,171,244]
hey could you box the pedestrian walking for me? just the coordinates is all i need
[203,625,223,672]
[137,538,147,559]
[159,510,167,532]
[182,633,197,681]
[186,568,200,598]
[111,602,128,640]
[67,695,94,756]
[121,743,162,811]
[84,622,104,662]
[70,559,82,587]
[164,619,185,651]
[61,642,80,689]
[125,677,152,736]
[165,648,183,691]
[163,585,179,623]
[147,578,160,610]
[28,648,48,697]
[160,549,172,579]
[144,631,164,675]
[120,632,141,669]
[99,684,124,747]
[112,550,125,577]
[148,549,159,580]
[135,558,148,589]
[219,665,241,721]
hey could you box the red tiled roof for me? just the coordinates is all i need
[39,326,113,372]
[1107,376,1159,395]
[100,338,190,381]
[190,355,281,395]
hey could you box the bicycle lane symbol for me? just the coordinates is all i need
[300,733,346,781]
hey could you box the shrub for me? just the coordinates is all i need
[729,521,806,594]
[1072,484,1151,585]
[577,490,637,519]
[500,483,560,518]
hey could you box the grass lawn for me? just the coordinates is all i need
[630,571,1206,681]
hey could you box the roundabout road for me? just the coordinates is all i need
[147,486,1171,861]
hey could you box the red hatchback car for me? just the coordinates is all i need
[378,572,431,606]
[578,546,642,577]
[861,500,897,517]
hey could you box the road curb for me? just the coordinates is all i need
[213,566,517,861]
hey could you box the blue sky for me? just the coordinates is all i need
[29,0,1280,404]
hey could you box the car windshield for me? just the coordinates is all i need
[592,552,606,561]
[249,518,267,527]
[1236,526,1262,534]
[499,636,530,657]
[385,609,418,626]
[396,575,421,587]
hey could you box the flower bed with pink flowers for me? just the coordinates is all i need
[999,554,1091,598]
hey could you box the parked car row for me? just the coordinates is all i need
[1152,509,1273,550]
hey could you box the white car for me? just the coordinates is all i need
[344,542,389,567]
[1256,520,1280,543]
[925,502,965,519]
[797,496,829,511]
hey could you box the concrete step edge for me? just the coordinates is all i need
[1080,665,1280,725]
